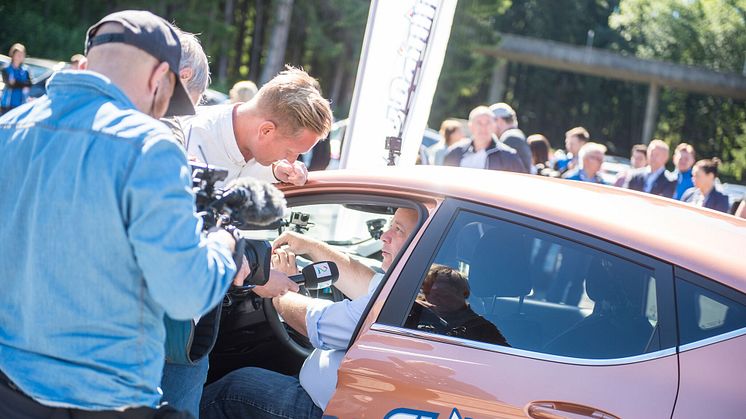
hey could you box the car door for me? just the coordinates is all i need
[326,198,679,418]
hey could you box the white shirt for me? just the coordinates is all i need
[181,104,275,188]
[299,273,385,410]
[460,148,488,169]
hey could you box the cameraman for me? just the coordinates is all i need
[159,30,301,417]
[180,66,333,188]
[0,11,279,418]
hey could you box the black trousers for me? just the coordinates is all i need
[0,370,193,419]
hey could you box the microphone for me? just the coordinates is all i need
[213,177,287,227]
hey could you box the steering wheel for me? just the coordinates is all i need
[262,293,314,358]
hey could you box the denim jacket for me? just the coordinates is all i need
[0,70,236,410]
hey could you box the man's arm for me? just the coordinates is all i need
[272,231,375,299]
[273,283,379,350]
[124,137,236,320]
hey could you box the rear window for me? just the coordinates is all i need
[676,278,746,346]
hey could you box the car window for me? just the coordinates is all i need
[676,278,746,346]
[402,210,664,360]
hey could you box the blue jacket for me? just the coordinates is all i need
[681,186,731,214]
[0,70,236,410]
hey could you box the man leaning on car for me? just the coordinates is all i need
[0,10,298,419]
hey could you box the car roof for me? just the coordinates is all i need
[300,166,746,291]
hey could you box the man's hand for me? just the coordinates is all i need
[271,230,319,256]
[232,255,251,286]
[253,269,300,298]
[272,160,309,186]
[272,248,300,275]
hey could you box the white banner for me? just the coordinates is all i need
[339,0,457,169]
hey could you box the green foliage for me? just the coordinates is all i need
[611,0,746,180]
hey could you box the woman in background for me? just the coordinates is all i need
[1,43,32,114]
[681,158,730,213]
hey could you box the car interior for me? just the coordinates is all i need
[404,210,662,360]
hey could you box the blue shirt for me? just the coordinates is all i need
[299,273,384,409]
[674,169,693,200]
[0,70,236,410]
[1,64,31,109]
[564,168,606,184]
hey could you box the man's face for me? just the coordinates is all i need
[583,151,604,174]
[675,150,694,172]
[468,114,495,143]
[648,145,669,170]
[494,117,508,136]
[254,128,321,166]
[565,135,584,155]
[631,150,647,169]
[380,208,418,271]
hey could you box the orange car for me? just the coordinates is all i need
[210,166,746,418]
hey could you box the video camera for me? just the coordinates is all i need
[190,162,286,294]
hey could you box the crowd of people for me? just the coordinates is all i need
[0,8,744,419]
[422,102,745,217]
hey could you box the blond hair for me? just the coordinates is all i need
[254,66,332,138]
[230,80,258,103]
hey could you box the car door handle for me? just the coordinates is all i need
[525,401,620,419]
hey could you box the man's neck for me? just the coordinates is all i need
[472,135,493,152]
[232,103,255,162]
[649,164,664,173]
[700,184,714,196]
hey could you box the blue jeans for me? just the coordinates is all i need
[161,356,210,418]
[200,367,323,419]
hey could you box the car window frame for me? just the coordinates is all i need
[674,266,746,352]
[376,197,678,366]
[279,192,429,350]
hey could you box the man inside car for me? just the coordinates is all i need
[199,208,419,419]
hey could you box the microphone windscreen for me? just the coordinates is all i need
[221,177,287,226]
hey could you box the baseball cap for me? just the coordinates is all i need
[85,10,194,117]
[489,102,516,120]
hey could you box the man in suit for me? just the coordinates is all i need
[443,106,527,173]
[625,139,676,198]
[490,102,532,172]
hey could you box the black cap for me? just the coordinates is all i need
[85,10,194,117]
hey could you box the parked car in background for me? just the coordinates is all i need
[214,166,746,418]
[326,118,444,169]
[201,88,229,106]
[0,54,68,98]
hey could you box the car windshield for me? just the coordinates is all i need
[242,202,394,266]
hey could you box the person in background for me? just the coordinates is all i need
[554,126,590,174]
[527,134,556,176]
[229,80,258,103]
[614,144,647,187]
[443,106,527,173]
[1,43,32,114]
[681,158,730,213]
[624,139,676,198]
[563,142,607,184]
[673,143,696,200]
[490,102,532,171]
[70,53,88,70]
[429,119,465,166]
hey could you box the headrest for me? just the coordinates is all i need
[468,226,532,297]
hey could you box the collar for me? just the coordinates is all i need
[46,70,136,111]
[466,135,498,153]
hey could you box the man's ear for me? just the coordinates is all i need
[148,62,171,95]
[180,67,193,83]
[257,120,277,140]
